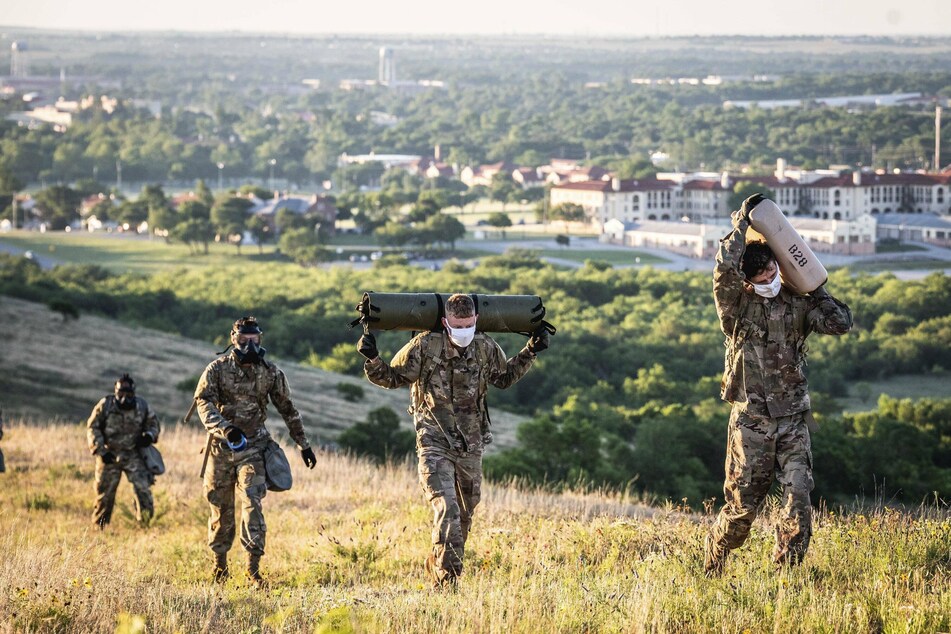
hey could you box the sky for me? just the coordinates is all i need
[1,0,949,37]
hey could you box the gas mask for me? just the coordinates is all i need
[752,273,782,299]
[116,392,136,410]
[445,323,476,348]
[234,340,267,364]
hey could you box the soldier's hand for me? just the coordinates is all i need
[136,432,154,448]
[301,447,317,469]
[527,327,550,354]
[739,193,766,221]
[358,332,379,360]
[101,451,117,465]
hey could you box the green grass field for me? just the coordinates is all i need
[1,420,948,633]
[535,248,668,266]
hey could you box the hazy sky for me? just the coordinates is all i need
[2,0,949,36]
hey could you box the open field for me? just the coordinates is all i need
[0,420,948,633]
[0,296,527,448]
[838,372,951,413]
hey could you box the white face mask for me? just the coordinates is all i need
[752,273,782,298]
[444,322,476,348]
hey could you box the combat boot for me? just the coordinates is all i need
[247,555,267,589]
[212,553,229,583]
[703,534,728,577]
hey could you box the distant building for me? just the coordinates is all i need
[379,47,395,84]
[10,41,29,78]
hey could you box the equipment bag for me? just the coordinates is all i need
[139,444,165,476]
[263,439,293,492]
[350,292,556,336]
[747,198,828,294]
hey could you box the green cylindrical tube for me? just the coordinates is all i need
[353,292,554,335]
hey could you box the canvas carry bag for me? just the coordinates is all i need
[747,198,828,294]
[263,439,293,492]
[139,444,165,476]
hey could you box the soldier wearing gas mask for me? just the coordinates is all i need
[86,374,161,528]
[194,316,316,587]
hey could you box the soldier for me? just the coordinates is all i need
[357,293,549,588]
[86,374,161,529]
[704,194,853,575]
[195,316,317,587]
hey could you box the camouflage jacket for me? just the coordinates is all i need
[195,352,310,449]
[365,331,536,453]
[715,217,853,418]
[86,396,161,456]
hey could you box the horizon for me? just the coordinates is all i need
[1,0,949,38]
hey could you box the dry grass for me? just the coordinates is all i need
[1,419,949,634]
[0,295,526,448]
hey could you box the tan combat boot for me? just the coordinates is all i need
[212,553,228,583]
[248,555,268,589]
[703,534,728,577]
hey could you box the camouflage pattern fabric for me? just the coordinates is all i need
[707,215,852,566]
[86,396,161,525]
[203,435,269,556]
[93,453,154,525]
[195,352,310,556]
[707,408,814,565]
[195,354,309,449]
[365,331,536,581]
[418,448,483,582]
[365,331,535,453]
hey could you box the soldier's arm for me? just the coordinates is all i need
[806,286,853,336]
[143,402,161,443]
[194,363,229,437]
[713,214,749,336]
[268,368,310,449]
[86,398,108,456]
[364,337,422,389]
[486,338,535,390]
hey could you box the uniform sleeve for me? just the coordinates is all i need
[714,215,750,336]
[142,400,161,442]
[806,286,853,336]
[268,367,309,449]
[195,362,228,436]
[86,398,108,456]
[485,338,536,389]
[364,337,422,389]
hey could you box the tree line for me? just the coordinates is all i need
[1,251,948,505]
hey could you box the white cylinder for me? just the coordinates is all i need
[746,199,828,294]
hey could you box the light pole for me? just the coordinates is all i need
[217,162,225,192]
[268,158,277,191]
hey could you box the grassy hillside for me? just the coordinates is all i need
[0,296,526,448]
[1,420,948,633]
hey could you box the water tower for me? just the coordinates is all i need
[379,47,395,84]
[10,41,29,78]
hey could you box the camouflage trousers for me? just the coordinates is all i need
[93,451,154,526]
[204,437,268,557]
[418,447,483,582]
[708,407,814,565]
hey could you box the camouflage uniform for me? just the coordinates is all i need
[195,353,310,559]
[365,331,537,583]
[707,215,852,567]
[86,396,161,526]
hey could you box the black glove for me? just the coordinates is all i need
[301,447,317,469]
[101,451,117,465]
[527,327,550,354]
[136,433,154,448]
[739,193,766,221]
[225,427,247,451]
[357,332,379,360]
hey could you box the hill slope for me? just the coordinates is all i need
[0,295,527,447]
[0,421,948,633]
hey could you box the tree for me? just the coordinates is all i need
[489,172,518,210]
[279,227,328,265]
[337,407,415,464]
[549,202,586,233]
[486,212,512,239]
[195,179,215,208]
[247,215,272,254]
[170,218,215,254]
[422,214,466,250]
[33,186,82,230]
[211,196,252,251]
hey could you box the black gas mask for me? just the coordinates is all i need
[231,316,267,365]
[234,339,267,365]
[114,374,136,410]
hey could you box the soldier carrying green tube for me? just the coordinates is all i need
[355,292,552,588]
